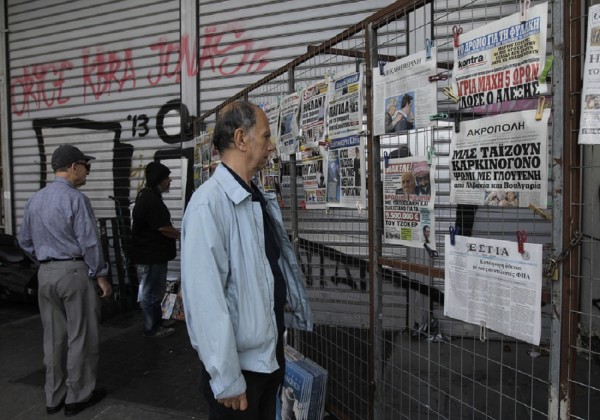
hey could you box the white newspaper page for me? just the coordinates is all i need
[373,47,438,135]
[383,157,436,249]
[300,80,328,149]
[325,135,366,208]
[262,100,281,146]
[301,155,326,210]
[579,4,600,144]
[278,92,301,156]
[444,235,542,345]
[453,2,548,109]
[450,109,549,208]
[327,68,363,139]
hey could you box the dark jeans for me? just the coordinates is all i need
[135,263,168,335]
[200,365,285,420]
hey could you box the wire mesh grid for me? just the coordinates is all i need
[565,1,600,419]
[192,0,600,418]
[373,1,554,419]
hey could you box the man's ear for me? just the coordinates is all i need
[233,128,246,150]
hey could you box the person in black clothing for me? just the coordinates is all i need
[131,161,180,337]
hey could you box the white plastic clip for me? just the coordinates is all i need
[355,200,365,215]
[520,0,531,22]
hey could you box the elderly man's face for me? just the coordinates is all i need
[246,108,275,174]
[401,172,415,194]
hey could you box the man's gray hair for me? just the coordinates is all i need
[213,100,258,153]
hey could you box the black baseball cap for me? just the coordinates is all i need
[51,145,95,170]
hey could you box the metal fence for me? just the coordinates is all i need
[196,0,598,418]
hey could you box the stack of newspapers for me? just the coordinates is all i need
[277,345,328,420]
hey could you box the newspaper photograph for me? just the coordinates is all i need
[579,3,600,144]
[299,80,328,150]
[373,47,438,135]
[444,234,543,345]
[453,2,548,109]
[325,135,365,208]
[450,109,549,208]
[327,68,363,139]
[383,157,436,249]
[278,92,301,155]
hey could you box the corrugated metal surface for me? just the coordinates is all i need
[8,0,182,230]
[198,0,397,116]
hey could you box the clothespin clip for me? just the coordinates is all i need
[429,112,448,121]
[529,203,552,221]
[355,200,365,215]
[520,0,531,23]
[449,226,459,245]
[428,72,449,82]
[535,96,546,121]
[452,25,463,48]
[480,321,487,342]
[425,39,433,60]
[442,87,459,103]
[378,61,386,76]
[355,59,363,73]
[539,56,554,83]
[424,242,438,258]
[427,146,437,164]
[454,113,461,133]
[384,151,390,168]
[358,130,370,136]
[517,230,528,254]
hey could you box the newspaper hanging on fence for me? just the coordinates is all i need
[278,92,301,155]
[373,47,438,135]
[444,234,543,345]
[194,129,214,189]
[450,109,549,208]
[300,80,328,150]
[327,68,363,139]
[262,100,281,146]
[325,135,366,208]
[579,3,600,144]
[301,150,326,210]
[452,2,548,109]
[383,157,436,249]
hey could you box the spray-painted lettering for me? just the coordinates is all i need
[82,47,136,102]
[10,61,72,116]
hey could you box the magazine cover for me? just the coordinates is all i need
[279,360,312,420]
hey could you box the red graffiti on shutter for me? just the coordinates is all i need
[10,61,73,116]
[82,47,136,102]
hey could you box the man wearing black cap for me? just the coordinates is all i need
[19,144,111,416]
[131,161,180,337]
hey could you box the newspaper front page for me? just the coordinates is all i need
[452,2,548,109]
[278,92,301,155]
[579,4,600,144]
[450,109,549,208]
[444,235,542,345]
[383,157,436,249]
[373,47,438,135]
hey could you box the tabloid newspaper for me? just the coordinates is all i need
[326,67,363,139]
[383,156,436,249]
[299,80,328,150]
[452,2,548,109]
[278,92,301,155]
[325,135,366,209]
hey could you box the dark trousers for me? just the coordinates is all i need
[201,365,285,420]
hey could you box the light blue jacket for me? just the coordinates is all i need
[181,164,312,400]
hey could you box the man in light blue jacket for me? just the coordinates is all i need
[181,100,312,419]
